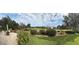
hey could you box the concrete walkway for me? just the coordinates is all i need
[0,31,17,45]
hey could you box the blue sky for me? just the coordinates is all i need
[0,13,66,27]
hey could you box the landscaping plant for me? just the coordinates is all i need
[18,31,30,45]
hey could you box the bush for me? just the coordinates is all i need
[24,28,30,31]
[11,30,17,33]
[65,31,75,34]
[76,31,79,33]
[18,31,30,45]
[30,30,37,35]
[39,30,46,35]
[46,29,56,36]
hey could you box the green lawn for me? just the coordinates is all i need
[27,34,79,45]
[65,36,79,45]
[17,30,79,45]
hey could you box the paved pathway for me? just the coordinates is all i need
[0,31,17,45]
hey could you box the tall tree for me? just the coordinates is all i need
[63,13,79,31]
[0,16,19,30]
[69,13,79,31]
[63,16,71,29]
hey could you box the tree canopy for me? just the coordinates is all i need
[63,13,79,32]
[0,16,19,30]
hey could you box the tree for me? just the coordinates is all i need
[19,22,26,29]
[63,13,79,32]
[26,24,31,28]
[68,13,79,31]
[0,16,19,30]
[63,16,71,29]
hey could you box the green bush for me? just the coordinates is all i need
[24,28,30,31]
[30,30,37,35]
[46,29,56,36]
[65,31,75,34]
[18,31,30,45]
[39,30,46,35]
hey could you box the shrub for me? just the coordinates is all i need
[46,29,56,36]
[30,30,37,35]
[18,31,30,45]
[76,31,79,33]
[39,30,46,35]
[65,31,75,34]
[11,30,17,33]
[24,28,30,31]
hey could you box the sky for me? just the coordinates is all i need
[0,13,67,27]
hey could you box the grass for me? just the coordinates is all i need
[65,35,79,45]
[29,27,47,31]
[27,35,56,45]
[27,34,79,45]
[17,30,79,45]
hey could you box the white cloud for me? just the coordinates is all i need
[0,13,64,27]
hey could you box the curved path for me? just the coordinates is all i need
[0,31,17,45]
